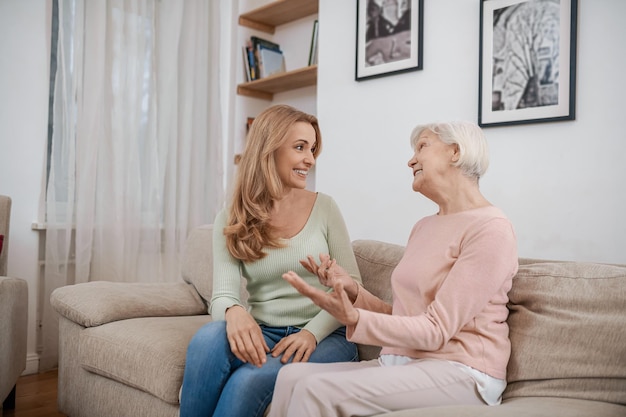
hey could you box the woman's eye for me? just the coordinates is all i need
[295,145,304,151]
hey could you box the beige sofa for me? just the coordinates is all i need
[51,224,626,417]
[1,194,29,412]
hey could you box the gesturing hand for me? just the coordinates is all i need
[271,329,317,364]
[283,271,360,326]
[300,254,359,302]
[225,305,270,367]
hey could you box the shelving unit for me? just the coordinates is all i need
[239,0,318,34]
[237,65,317,100]
[237,0,318,100]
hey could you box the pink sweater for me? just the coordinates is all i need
[347,206,518,379]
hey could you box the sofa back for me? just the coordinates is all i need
[351,239,402,360]
[181,224,214,305]
[505,260,626,405]
[181,224,248,310]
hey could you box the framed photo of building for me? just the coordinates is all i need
[479,0,578,127]
[355,0,423,81]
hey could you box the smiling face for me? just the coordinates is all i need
[408,129,458,195]
[274,121,317,190]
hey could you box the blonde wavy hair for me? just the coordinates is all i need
[224,105,322,262]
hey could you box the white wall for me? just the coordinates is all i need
[0,0,50,374]
[317,0,626,264]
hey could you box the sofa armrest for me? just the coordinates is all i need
[0,276,28,400]
[51,280,207,328]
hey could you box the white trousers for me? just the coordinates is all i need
[268,358,486,417]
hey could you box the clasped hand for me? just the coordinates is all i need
[225,305,317,368]
[283,254,360,327]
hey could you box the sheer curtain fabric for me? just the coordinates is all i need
[41,0,234,370]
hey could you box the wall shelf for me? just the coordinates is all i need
[239,0,319,34]
[237,65,317,100]
[237,0,318,100]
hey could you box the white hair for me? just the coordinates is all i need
[410,121,490,179]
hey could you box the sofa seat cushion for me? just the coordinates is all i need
[79,315,212,404]
[373,397,626,417]
[505,260,626,405]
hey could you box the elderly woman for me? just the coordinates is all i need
[269,121,519,417]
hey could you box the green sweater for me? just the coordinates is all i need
[210,193,361,342]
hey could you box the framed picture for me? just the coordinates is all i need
[355,0,423,81]
[479,0,578,127]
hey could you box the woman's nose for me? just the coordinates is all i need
[305,151,315,166]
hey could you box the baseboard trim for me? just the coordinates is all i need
[22,353,40,375]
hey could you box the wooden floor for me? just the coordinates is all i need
[3,369,65,417]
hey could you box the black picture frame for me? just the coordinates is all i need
[355,0,424,81]
[478,0,578,127]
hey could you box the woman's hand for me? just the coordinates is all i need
[300,254,360,303]
[271,329,317,364]
[283,271,360,326]
[225,305,270,367]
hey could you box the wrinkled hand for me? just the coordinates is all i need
[271,329,317,364]
[300,254,359,302]
[225,305,270,367]
[283,271,360,326]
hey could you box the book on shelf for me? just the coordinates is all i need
[242,46,251,82]
[308,19,319,66]
[258,46,285,78]
[245,40,257,81]
[251,36,281,52]
[242,36,285,81]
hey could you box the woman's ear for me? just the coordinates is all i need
[451,144,460,163]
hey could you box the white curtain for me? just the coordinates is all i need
[40,0,236,371]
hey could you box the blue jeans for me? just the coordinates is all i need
[179,321,358,417]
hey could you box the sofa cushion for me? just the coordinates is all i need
[505,260,626,405]
[181,225,214,304]
[181,224,248,307]
[352,239,402,305]
[373,397,626,417]
[79,315,212,404]
[51,281,206,327]
[352,239,404,361]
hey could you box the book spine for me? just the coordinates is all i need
[242,46,251,82]
[308,20,319,66]
[255,45,263,79]
[246,43,257,80]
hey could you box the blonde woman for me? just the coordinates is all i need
[180,105,361,417]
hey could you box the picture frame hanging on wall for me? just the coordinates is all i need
[355,0,423,81]
[478,0,578,127]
